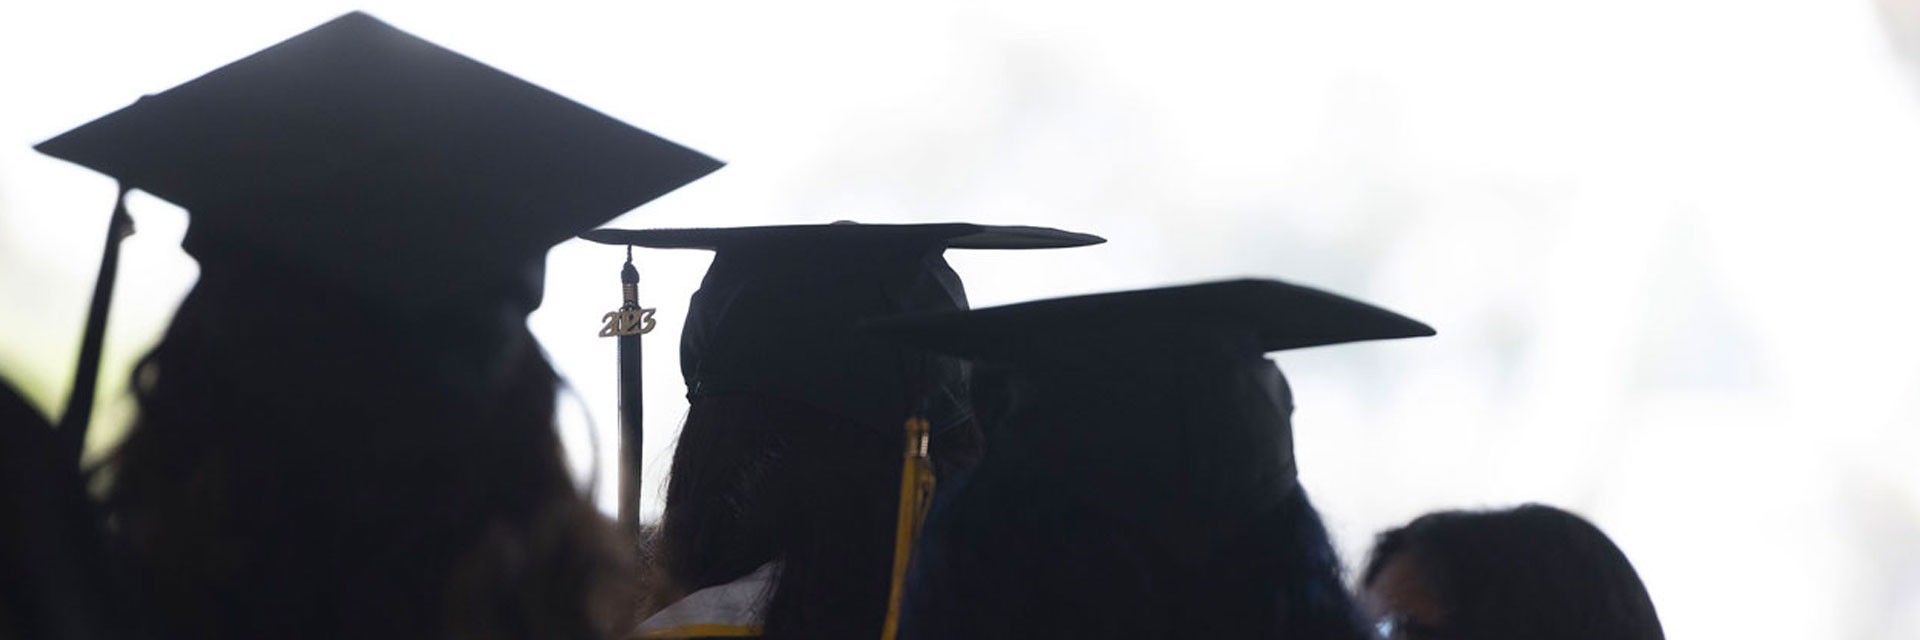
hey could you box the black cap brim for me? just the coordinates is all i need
[865,279,1436,364]
[579,222,1105,251]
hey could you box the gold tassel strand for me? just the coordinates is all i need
[880,416,936,640]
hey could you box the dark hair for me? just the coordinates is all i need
[1361,504,1665,640]
[651,392,980,639]
[903,483,1371,640]
[104,280,629,640]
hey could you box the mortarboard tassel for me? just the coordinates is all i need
[603,246,656,546]
[880,415,936,640]
[57,183,134,464]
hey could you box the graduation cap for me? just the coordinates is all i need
[867,278,1431,638]
[31,12,722,452]
[577,222,1102,538]
[581,222,1104,431]
[864,278,1435,519]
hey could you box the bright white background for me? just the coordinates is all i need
[5,2,1919,638]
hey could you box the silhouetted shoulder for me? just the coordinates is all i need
[0,378,128,639]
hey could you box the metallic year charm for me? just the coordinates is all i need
[599,307,657,337]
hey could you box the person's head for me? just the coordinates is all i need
[582,223,1106,438]
[37,13,719,640]
[602,223,1099,638]
[872,279,1435,640]
[896,356,1370,639]
[1361,504,1665,640]
[105,272,633,640]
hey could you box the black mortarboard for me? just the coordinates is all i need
[865,278,1434,517]
[33,12,721,437]
[579,222,1105,433]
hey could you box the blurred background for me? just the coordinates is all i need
[4,1,1919,637]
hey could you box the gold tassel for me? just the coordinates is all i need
[880,416,936,640]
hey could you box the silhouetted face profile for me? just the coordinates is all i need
[1362,504,1667,640]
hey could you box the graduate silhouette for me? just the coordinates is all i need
[582,222,1102,639]
[29,12,718,640]
[869,279,1434,640]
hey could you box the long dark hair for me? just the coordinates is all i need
[104,277,630,640]
[651,392,979,639]
[900,353,1371,640]
[1361,504,1665,640]
[903,480,1370,640]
